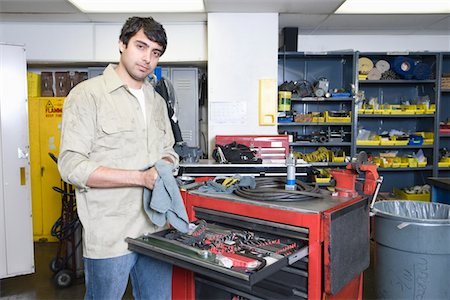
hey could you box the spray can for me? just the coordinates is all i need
[285,148,296,191]
[278,91,292,112]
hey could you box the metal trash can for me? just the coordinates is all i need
[372,200,450,299]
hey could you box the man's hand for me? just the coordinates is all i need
[162,156,176,165]
[142,167,159,190]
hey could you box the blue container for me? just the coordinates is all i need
[154,66,162,80]
[408,135,423,145]
[278,116,293,123]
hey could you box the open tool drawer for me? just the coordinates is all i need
[126,208,309,288]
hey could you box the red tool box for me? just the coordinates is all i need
[440,124,450,135]
[215,135,289,160]
[128,187,369,299]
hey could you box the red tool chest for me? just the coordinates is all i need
[127,187,369,299]
[215,135,290,160]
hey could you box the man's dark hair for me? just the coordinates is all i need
[119,16,167,54]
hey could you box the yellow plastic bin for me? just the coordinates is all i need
[414,132,434,145]
[393,188,430,201]
[357,136,380,146]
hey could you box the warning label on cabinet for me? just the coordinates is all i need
[45,99,63,118]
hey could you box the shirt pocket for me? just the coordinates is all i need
[95,117,137,158]
[101,119,134,136]
[146,115,167,156]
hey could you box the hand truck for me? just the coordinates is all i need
[48,153,83,288]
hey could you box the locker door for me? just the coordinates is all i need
[0,43,34,278]
[170,68,199,147]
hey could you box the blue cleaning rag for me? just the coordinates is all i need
[143,160,189,233]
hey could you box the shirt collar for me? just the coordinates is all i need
[103,63,153,93]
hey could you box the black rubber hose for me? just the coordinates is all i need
[51,215,80,240]
[233,177,328,202]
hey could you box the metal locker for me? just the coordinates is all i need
[170,68,199,147]
[0,43,34,278]
[161,67,200,148]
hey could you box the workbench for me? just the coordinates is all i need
[128,184,370,299]
[179,159,310,177]
[427,177,450,204]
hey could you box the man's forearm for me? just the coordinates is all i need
[86,166,146,188]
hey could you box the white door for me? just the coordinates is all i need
[0,43,34,278]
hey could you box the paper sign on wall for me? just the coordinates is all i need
[210,101,247,125]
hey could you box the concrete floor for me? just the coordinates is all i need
[0,242,133,299]
[0,242,377,299]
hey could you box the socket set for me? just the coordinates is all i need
[131,219,308,277]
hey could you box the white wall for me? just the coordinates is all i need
[297,34,450,52]
[207,13,279,154]
[0,22,207,63]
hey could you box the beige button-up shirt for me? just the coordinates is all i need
[58,64,179,259]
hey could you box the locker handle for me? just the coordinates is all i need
[20,167,26,185]
[41,166,44,177]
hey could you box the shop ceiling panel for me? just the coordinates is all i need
[205,0,345,14]
[86,13,207,23]
[318,14,447,31]
[423,15,450,31]
[0,0,78,13]
[279,14,329,31]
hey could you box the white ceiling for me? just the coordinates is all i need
[0,0,449,35]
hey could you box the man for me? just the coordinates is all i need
[58,17,178,299]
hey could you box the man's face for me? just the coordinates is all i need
[119,28,163,83]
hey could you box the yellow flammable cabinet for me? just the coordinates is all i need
[28,97,65,242]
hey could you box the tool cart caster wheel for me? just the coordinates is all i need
[54,269,74,288]
[49,257,64,272]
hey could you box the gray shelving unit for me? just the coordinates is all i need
[277,51,357,162]
[278,51,448,193]
[438,53,450,178]
[356,52,439,192]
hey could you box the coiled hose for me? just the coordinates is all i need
[233,177,329,202]
[51,186,80,241]
[51,214,80,240]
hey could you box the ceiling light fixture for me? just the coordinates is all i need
[68,0,205,13]
[335,0,450,14]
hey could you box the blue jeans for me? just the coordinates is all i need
[84,252,172,300]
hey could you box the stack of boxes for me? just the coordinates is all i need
[28,71,88,97]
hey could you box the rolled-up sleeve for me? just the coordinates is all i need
[58,87,101,190]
